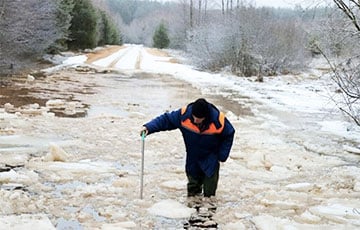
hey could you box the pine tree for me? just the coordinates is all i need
[98,10,122,46]
[47,0,74,53]
[68,0,98,50]
[153,22,170,49]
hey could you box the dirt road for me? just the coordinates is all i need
[0,45,359,229]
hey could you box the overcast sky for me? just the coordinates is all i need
[253,0,331,8]
[254,0,309,8]
[162,0,332,9]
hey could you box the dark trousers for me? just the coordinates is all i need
[186,164,220,197]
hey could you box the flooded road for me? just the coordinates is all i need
[0,45,360,229]
[0,68,205,229]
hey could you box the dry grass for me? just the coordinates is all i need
[86,45,124,64]
[85,45,179,67]
[145,48,179,64]
[145,48,169,57]
[168,58,179,63]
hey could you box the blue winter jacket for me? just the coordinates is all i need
[144,102,235,179]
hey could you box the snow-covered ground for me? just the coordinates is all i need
[0,44,359,229]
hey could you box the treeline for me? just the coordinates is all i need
[102,0,184,48]
[1,0,358,125]
[186,7,311,76]
[1,0,359,79]
[0,0,122,75]
[102,0,359,77]
[103,0,359,125]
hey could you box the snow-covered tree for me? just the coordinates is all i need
[319,0,360,125]
[47,0,74,54]
[0,0,68,74]
[186,5,310,76]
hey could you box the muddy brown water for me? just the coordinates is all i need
[0,86,49,108]
[1,71,252,119]
[0,74,95,117]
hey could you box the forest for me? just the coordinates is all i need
[0,0,359,124]
[0,0,121,75]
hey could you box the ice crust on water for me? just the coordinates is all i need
[1,45,359,228]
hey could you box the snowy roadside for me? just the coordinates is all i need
[0,44,360,229]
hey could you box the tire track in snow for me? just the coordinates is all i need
[108,48,131,68]
[91,45,143,70]
[113,45,142,69]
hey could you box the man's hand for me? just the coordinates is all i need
[140,126,148,137]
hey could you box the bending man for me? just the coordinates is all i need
[141,98,235,197]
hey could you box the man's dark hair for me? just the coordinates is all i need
[192,98,209,118]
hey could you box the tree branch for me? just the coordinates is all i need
[333,0,360,31]
[350,0,360,8]
[340,107,360,126]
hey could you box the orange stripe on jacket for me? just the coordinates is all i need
[181,106,225,134]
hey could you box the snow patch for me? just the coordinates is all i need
[354,182,360,192]
[62,55,87,65]
[223,221,246,230]
[343,145,360,155]
[319,120,360,142]
[0,170,36,184]
[101,221,137,230]
[285,183,314,192]
[309,203,360,225]
[160,180,187,190]
[148,199,195,219]
[251,214,294,230]
[0,214,55,230]
[44,143,69,162]
[296,210,322,224]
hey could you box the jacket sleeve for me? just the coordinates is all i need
[218,117,235,162]
[143,109,182,134]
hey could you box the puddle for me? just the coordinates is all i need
[208,93,254,117]
[49,106,88,118]
[153,216,186,229]
[53,182,106,228]
[0,135,57,147]
[0,75,92,118]
[55,204,106,230]
[0,86,48,108]
[87,105,127,118]
[82,205,106,222]
[53,181,88,198]
[56,218,83,230]
[130,73,254,117]
[1,71,254,120]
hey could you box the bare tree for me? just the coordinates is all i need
[222,0,225,15]
[0,0,67,75]
[333,0,360,31]
[318,0,360,125]
[190,0,194,27]
[323,52,360,125]
[186,5,309,76]
[204,0,208,18]
[198,0,202,20]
